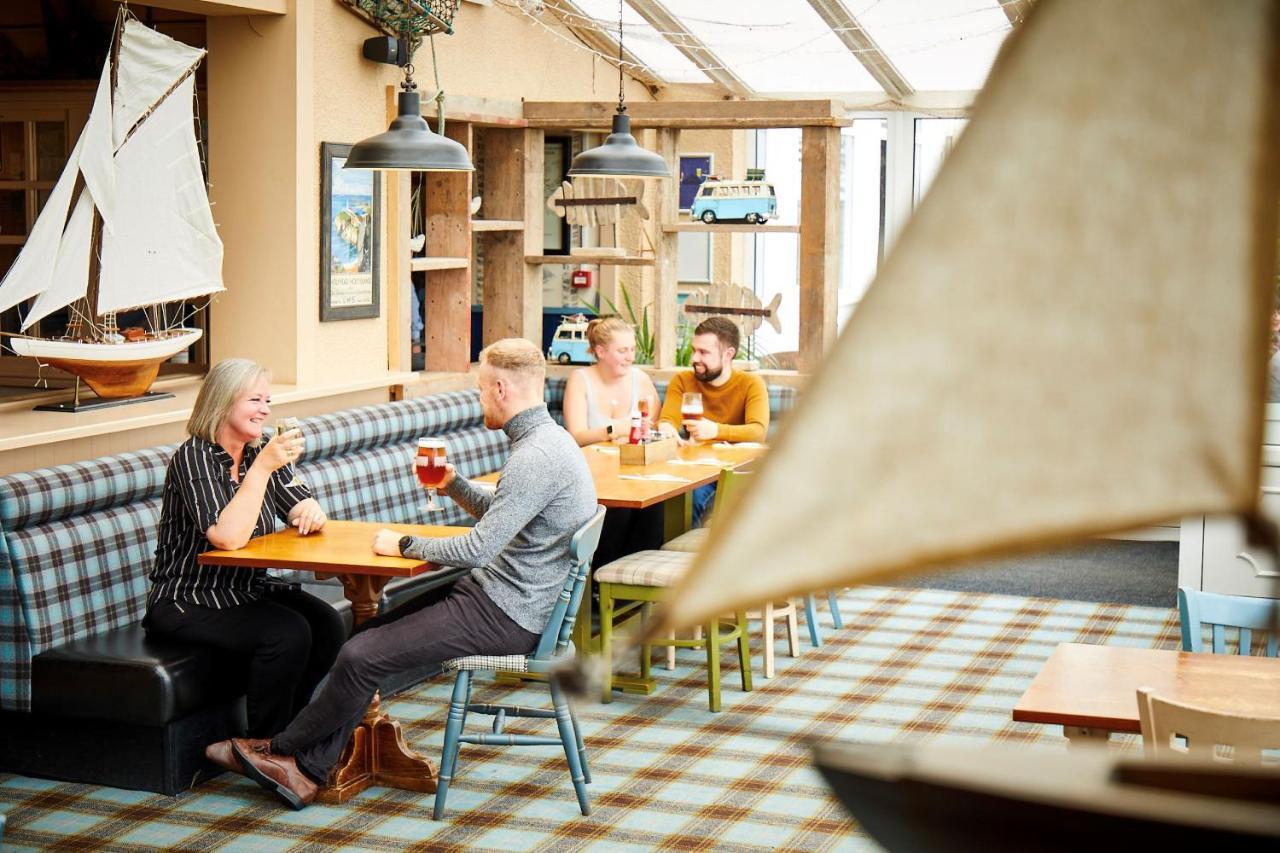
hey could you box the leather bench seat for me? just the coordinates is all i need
[32,625,246,727]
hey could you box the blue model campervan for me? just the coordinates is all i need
[548,315,593,364]
[690,179,777,224]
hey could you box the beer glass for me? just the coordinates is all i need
[415,438,448,513]
[274,417,306,488]
[680,392,704,442]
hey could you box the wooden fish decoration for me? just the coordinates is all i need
[547,177,650,227]
[683,284,782,336]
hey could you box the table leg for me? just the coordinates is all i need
[1063,725,1112,748]
[311,572,438,804]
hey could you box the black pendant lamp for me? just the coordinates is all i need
[568,1,670,180]
[347,63,473,172]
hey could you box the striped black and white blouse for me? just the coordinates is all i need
[147,436,312,610]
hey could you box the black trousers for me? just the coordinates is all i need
[144,587,346,738]
[591,505,665,569]
[270,574,538,785]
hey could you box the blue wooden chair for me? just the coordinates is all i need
[1177,586,1278,656]
[433,506,607,819]
[802,590,845,647]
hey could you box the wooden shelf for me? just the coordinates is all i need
[526,254,655,266]
[470,219,525,232]
[410,256,470,272]
[662,223,800,234]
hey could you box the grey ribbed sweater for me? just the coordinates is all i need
[402,404,597,633]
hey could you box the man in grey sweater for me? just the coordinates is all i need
[207,338,596,809]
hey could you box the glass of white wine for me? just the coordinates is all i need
[274,417,306,488]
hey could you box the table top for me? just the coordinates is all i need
[478,441,766,509]
[1012,642,1280,732]
[199,519,471,578]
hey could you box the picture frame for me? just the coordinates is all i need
[679,153,713,212]
[320,142,380,321]
[543,136,571,254]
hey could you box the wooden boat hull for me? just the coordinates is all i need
[9,328,202,399]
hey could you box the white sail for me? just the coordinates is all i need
[648,0,1280,636]
[21,188,94,330]
[98,75,224,315]
[79,51,116,231]
[0,134,85,314]
[112,19,205,150]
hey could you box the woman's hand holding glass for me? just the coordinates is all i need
[262,426,304,473]
[273,418,307,488]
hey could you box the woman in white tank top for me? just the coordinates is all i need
[562,317,660,447]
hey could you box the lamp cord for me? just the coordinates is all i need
[616,0,626,115]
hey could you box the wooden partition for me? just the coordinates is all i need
[423,122,473,372]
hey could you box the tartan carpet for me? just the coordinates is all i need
[0,586,1180,852]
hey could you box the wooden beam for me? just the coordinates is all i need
[441,94,527,126]
[652,129,679,369]
[543,0,665,91]
[806,0,913,101]
[481,127,543,348]
[798,126,840,375]
[628,0,753,97]
[523,99,850,130]
[111,0,286,14]
[998,0,1035,26]
[387,94,412,373]
[424,122,473,372]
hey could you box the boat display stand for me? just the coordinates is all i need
[33,379,174,413]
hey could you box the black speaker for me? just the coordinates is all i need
[362,36,402,66]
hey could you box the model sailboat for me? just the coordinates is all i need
[0,12,223,402]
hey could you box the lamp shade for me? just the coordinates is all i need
[568,112,671,179]
[345,91,474,172]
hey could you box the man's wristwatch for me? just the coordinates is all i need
[398,535,414,556]
[605,423,614,438]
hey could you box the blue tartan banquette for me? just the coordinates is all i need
[0,376,795,794]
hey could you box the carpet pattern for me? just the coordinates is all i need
[0,586,1181,851]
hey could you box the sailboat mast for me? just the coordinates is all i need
[82,7,128,338]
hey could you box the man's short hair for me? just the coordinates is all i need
[694,316,740,353]
[480,337,546,385]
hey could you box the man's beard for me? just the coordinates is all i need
[692,362,722,383]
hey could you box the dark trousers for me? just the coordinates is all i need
[270,575,538,784]
[592,505,665,568]
[143,587,346,738]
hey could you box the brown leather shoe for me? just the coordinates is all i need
[231,738,318,810]
[203,740,240,775]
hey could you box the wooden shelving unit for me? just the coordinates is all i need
[526,254,655,266]
[470,219,525,232]
[661,223,800,234]
[410,256,470,271]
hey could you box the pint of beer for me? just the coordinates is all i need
[681,392,704,433]
[415,438,448,512]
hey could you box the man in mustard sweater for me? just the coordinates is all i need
[658,316,769,525]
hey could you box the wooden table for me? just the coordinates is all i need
[1012,642,1280,746]
[200,519,470,803]
[480,440,766,694]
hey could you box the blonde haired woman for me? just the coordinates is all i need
[562,316,659,446]
[144,359,344,773]
[562,317,662,565]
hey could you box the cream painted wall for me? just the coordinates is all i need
[207,11,303,381]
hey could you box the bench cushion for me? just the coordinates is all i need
[32,624,244,726]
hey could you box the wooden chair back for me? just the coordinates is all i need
[1137,687,1280,765]
[1177,586,1278,656]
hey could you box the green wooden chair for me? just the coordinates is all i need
[596,548,752,712]
[433,506,606,819]
[663,467,843,652]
